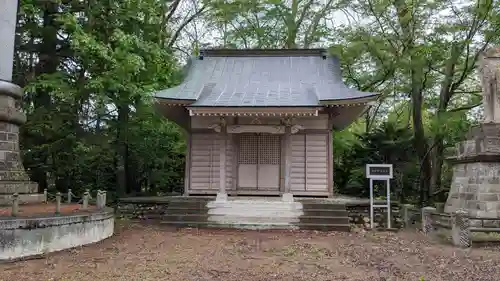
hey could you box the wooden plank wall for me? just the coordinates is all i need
[189,133,233,193]
[290,134,329,193]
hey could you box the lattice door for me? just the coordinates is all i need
[258,134,281,165]
[256,134,281,190]
[237,134,281,191]
[238,134,258,166]
[238,134,258,189]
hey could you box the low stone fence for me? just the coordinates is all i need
[117,202,169,220]
[346,203,401,229]
[6,189,108,217]
[416,207,500,247]
[0,189,114,261]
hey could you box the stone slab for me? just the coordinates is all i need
[445,161,500,220]
[467,123,500,139]
[0,181,38,194]
[0,193,44,206]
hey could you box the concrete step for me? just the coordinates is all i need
[299,216,349,225]
[164,214,301,223]
[160,221,350,231]
[301,203,347,210]
[295,223,350,231]
[166,207,209,215]
[161,221,299,230]
[163,214,349,228]
[167,201,211,209]
[302,208,348,217]
[163,214,209,222]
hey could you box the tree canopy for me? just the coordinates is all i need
[13,0,500,205]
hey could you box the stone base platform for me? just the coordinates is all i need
[0,207,114,261]
[445,123,500,219]
[0,193,45,206]
[0,181,43,206]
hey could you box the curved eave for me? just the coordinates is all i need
[325,95,378,130]
[153,98,192,129]
[154,96,195,106]
[319,93,378,107]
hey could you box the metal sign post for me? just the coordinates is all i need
[366,164,393,229]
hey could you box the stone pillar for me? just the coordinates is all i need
[0,0,43,205]
[401,204,414,228]
[0,0,18,81]
[282,127,293,202]
[451,209,471,248]
[216,131,228,202]
[422,207,436,235]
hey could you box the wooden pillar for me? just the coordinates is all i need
[219,129,227,196]
[183,132,192,196]
[283,126,293,201]
[328,115,334,198]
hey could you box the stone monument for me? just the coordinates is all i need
[0,0,43,205]
[445,46,500,219]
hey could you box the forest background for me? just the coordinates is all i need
[14,0,500,205]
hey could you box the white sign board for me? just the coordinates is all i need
[366,164,393,229]
[366,164,393,179]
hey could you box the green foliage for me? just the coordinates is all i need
[334,122,421,203]
[16,0,185,199]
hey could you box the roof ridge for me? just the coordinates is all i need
[199,48,328,58]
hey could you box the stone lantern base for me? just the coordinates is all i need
[0,182,43,205]
[445,123,500,220]
[0,81,43,206]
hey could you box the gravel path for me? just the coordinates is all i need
[1,222,499,281]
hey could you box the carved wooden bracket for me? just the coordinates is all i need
[208,117,227,132]
[208,123,222,133]
[290,124,304,134]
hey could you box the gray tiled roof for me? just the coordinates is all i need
[155,49,377,107]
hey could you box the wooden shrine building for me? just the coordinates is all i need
[154,49,378,200]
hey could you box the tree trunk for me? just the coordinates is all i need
[116,102,129,196]
[30,1,60,191]
[430,136,445,201]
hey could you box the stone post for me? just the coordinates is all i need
[67,189,72,203]
[434,202,445,213]
[102,191,107,207]
[43,189,48,203]
[422,207,436,235]
[96,190,102,209]
[11,193,18,216]
[82,190,89,210]
[452,209,471,248]
[401,204,414,228]
[55,192,61,214]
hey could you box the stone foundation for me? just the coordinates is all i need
[445,123,500,221]
[0,193,45,205]
[0,208,114,261]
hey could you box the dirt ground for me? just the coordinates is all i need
[1,222,500,281]
[0,203,96,217]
